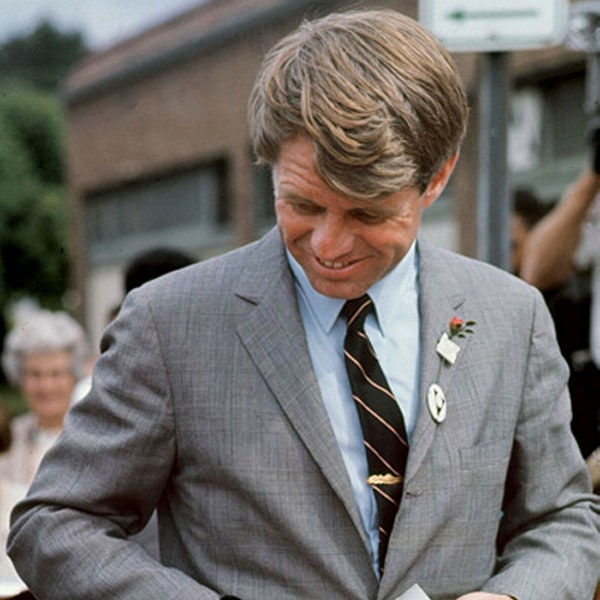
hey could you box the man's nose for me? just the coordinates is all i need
[311,215,353,259]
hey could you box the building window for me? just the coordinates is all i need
[85,159,231,264]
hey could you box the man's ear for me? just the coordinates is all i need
[421,153,460,209]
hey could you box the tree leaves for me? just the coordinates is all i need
[0,20,87,93]
[0,82,69,318]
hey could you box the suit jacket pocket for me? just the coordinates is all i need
[459,438,512,486]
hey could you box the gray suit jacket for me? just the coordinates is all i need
[8,229,600,600]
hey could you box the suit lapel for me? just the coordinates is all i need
[405,240,473,480]
[233,230,369,546]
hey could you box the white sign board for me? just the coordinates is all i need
[419,0,568,52]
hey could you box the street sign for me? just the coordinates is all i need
[419,0,569,52]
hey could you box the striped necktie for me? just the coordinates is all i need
[342,294,408,574]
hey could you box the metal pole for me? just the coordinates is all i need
[476,52,510,270]
[585,53,600,131]
[586,53,600,113]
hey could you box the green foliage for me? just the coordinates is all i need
[0,82,69,318]
[0,20,88,93]
[0,81,65,183]
[0,21,86,383]
[0,182,68,308]
[0,107,34,183]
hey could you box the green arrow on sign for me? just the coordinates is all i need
[449,10,538,21]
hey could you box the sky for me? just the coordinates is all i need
[2,0,208,50]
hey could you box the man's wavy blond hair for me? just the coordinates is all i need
[248,9,469,199]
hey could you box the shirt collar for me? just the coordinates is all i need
[287,241,419,335]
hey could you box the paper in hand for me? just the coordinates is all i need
[394,583,432,600]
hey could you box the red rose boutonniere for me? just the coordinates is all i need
[437,316,476,368]
[448,316,476,340]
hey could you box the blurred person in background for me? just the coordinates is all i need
[519,137,600,492]
[0,309,90,482]
[102,246,197,332]
[124,246,195,295]
[511,184,600,465]
[509,188,551,276]
[0,309,89,596]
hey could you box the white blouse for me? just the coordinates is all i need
[0,413,61,590]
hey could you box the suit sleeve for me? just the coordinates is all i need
[483,288,600,600]
[7,289,222,600]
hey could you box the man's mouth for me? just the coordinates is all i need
[317,258,354,270]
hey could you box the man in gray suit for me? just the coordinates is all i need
[8,9,599,600]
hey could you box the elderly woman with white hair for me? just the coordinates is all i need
[1,310,90,478]
[0,309,89,594]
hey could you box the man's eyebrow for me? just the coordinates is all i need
[279,190,314,202]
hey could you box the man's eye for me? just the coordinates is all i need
[351,211,386,224]
[291,202,321,215]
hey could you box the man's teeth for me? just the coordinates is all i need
[319,259,349,269]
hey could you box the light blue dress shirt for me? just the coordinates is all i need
[287,242,421,575]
